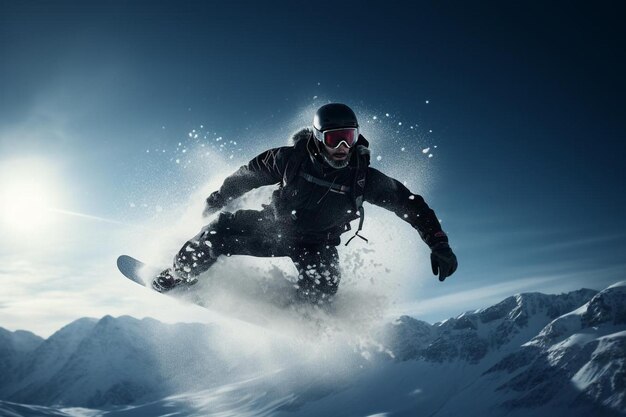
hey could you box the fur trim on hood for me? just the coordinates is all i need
[289,127,314,145]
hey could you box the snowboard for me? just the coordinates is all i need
[116,255,322,332]
[116,255,155,287]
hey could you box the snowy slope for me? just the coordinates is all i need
[0,400,98,417]
[0,328,43,388]
[1,316,252,407]
[1,283,624,417]
[1,317,98,399]
[382,288,598,364]
[482,281,626,415]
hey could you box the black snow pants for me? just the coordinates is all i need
[173,208,341,303]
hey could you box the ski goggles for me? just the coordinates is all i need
[313,127,359,149]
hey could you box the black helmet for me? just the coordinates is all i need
[313,103,359,132]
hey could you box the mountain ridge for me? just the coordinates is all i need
[1,283,624,416]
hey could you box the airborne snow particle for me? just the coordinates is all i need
[398,122,402,126]
[372,115,378,120]
[425,100,429,104]
[401,147,405,151]
[385,113,390,117]
[429,129,433,133]
[422,147,430,154]
[409,195,415,200]
[376,155,382,161]
[176,159,180,164]
[428,154,433,158]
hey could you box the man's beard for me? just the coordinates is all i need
[322,152,350,169]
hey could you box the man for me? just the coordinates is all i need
[152,103,457,303]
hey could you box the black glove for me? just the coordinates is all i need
[202,191,225,218]
[430,245,458,282]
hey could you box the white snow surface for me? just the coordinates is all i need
[2,282,625,416]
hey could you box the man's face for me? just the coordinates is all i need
[324,142,351,162]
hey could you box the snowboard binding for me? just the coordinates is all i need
[151,269,198,293]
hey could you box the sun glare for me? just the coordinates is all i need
[0,158,62,234]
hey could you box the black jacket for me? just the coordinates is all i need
[210,128,449,248]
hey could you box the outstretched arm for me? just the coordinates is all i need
[364,168,447,247]
[204,147,292,214]
[364,167,457,280]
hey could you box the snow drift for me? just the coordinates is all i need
[2,282,625,416]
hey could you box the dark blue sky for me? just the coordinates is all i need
[1,1,625,328]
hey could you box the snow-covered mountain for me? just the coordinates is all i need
[0,328,42,389]
[1,283,625,417]
[0,316,258,408]
[382,288,598,363]
[483,282,626,414]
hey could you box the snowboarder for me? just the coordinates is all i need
[152,103,458,303]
